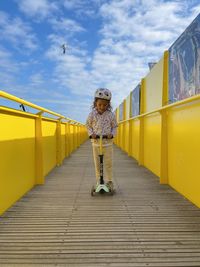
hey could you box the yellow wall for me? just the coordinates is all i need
[144,57,164,112]
[61,123,66,161]
[124,121,129,154]
[0,112,35,214]
[0,105,88,215]
[168,101,200,207]
[42,120,57,176]
[131,119,140,160]
[143,113,161,177]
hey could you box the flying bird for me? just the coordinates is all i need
[61,44,68,54]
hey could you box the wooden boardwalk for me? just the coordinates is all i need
[1,141,200,266]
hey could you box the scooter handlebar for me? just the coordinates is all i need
[89,135,113,139]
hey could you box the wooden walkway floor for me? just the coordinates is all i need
[1,141,200,266]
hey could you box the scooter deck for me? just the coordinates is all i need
[91,184,115,196]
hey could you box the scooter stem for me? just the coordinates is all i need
[99,135,103,155]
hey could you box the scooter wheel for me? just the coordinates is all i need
[91,186,95,196]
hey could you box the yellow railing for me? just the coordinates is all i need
[0,90,88,215]
[115,92,200,208]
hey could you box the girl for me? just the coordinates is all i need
[86,88,117,190]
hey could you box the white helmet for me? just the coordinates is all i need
[94,88,112,101]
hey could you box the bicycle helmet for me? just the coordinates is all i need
[94,88,112,101]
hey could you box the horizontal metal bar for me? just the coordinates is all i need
[0,90,85,125]
[118,94,200,124]
[0,90,65,118]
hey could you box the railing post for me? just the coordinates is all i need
[70,124,74,153]
[160,50,169,184]
[162,50,169,106]
[139,78,145,166]
[65,122,69,157]
[160,110,168,184]
[35,113,44,184]
[56,119,62,166]
[138,117,144,165]
[128,120,132,157]
[78,125,81,147]
[75,125,78,149]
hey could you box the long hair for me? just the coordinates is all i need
[92,97,112,111]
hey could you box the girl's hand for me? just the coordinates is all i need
[107,134,113,139]
[91,134,97,139]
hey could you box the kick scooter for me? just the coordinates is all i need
[90,135,115,196]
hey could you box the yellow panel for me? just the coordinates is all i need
[0,113,35,214]
[144,57,164,112]
[168,101,200,207]
[124,121,129,153]
[42,120,57,176]
[143,113,161,177]
[61,124,66,161]
[116,107,119,122]
[69,124,74,153]
[131,119,140,160]
[118,124,123,148]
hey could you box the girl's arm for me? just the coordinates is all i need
[111,113,118,137]
[86,113,94,136]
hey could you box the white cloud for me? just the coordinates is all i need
[49,17,85,34]
[63,0,105,18]
[0,46,18,73]
[30,73,45,87]
[17,0,58,19]
[29,92,92,122]
[0,11,38,52]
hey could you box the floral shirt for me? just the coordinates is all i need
[86,109,118,137]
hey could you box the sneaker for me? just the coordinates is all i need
[106,181,114,191]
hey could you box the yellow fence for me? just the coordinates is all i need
[0,91,88,215]
[115,51,200,208]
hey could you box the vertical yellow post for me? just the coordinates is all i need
[65,122,69,157]
[77,124,80,148]
[35,114,44,184]
[162,50,169,106]
[122,100,126,151]
[71,124,74,152]
[128,119,133,157]
[139,78,145,166]
[119,123,122,148]
[128,91,133,156]
[69,122,73,155]
[80,126,82,144]
[160,110,168,184]
[75,124,78,149]
[139,117,144,166]
[160,50,169,184]
[74,124,76,150]
[56,119,62,166]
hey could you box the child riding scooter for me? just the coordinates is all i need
[86,88,117,196]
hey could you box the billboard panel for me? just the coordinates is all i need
[169,14,200,103]
[131,84,140,117]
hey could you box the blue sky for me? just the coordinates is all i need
[0,0,200,123]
